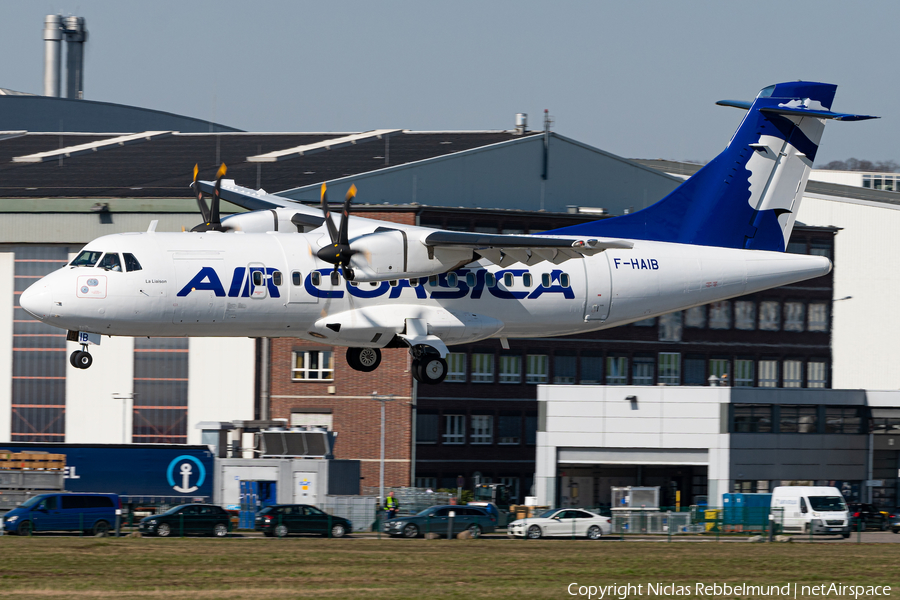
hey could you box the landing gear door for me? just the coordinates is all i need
[583,253,612,321]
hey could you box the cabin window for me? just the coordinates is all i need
[559,273,570,288]
[98,253,122,272]
[485,272,497,287]
[503,273,514,287]
[123,253,142,272]
[272,271,283,286]
[522,273,533,287]
[71,250,102,267]
[541,273,551,287]
[311,271,321,286]
[389,280,398,287]
[291,271,303,286]
[465,273,476,287]
[447,273,458,287]
[429,275,438,287]
[252,271,264,287]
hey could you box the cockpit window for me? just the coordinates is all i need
[71,250,103,267]
[97,253,122,272]
[123,253,142,272]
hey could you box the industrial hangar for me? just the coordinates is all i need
[1,77,899,511]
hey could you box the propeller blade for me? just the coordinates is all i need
[193,163,211,223]
[320,183,338,242]
[338,184,356,246]
[210,163,227,226]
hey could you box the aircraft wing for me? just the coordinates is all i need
[196,179,307,211]
[424,230,633,267]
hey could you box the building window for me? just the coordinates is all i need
[471,353,494,383]
[290,412,333,430]
[291,350,334,381]
[415,477,437,489]
[734,301,756,330]
[825,407,862,434]
[708,301,731,329]
[732,404,772,433]
[873,418,900,435]
[499,355,521,384]
[684,357,706,386]
[633,317,656,327]
[807,361,827,388]
[710,359,730,385]
[524,414,537,445]
[779,406,817,433]
[658,353,680,385]
[658,311,683,342]
[498,414,521,445]
[786,241,807,254]
[684,306,706,328]
[607,356,628,384]
[553,355,577,384]
[759,301,781,331]
[579,354,603,384]
[808,303,828,332]
[758,360,779,387]
[734,359,754,387]
[784,302,805,332]
[471,415,493,444]
[633,356,654,385]
[783,360,803,388]
[416,413,439,443]
[809,241,832,260]
[443,414,465,444]
[499,477,520,503]
[734,480,770,493]
[445,353,466,383]
[526,355,549,384]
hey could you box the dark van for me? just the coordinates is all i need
[2,493,119,536]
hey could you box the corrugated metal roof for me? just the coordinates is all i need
[0,130,540,200]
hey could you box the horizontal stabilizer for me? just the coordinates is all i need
[759,106,878,121]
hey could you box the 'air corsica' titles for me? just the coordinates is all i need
[176,266,576,301]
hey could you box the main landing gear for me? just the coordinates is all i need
[70,345,92,369]
[345,345,447,384]
[410,347,447,385]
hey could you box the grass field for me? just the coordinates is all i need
[0,537,897,599]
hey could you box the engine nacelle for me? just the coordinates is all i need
[347,228,473,282]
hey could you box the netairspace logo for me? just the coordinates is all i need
[566,582,893,599]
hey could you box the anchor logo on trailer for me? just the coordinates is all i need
[167,455,206,494]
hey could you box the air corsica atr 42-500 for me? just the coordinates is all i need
[20,82,875,384]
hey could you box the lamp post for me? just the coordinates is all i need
[371,392,395,508]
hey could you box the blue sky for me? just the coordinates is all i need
[2,1,894,165]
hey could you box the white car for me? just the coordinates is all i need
[507,508,612,540]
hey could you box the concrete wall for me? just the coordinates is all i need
[187,337,256,445]
[0,253,13,441]
[798,195,900,389]
[536,385,731,506]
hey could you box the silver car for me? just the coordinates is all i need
[508,508,612,539]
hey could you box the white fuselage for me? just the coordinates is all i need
[21,230,832,349]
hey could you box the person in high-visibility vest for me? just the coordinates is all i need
[384,491,400,519]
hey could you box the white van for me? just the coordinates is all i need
[770,486,850,537]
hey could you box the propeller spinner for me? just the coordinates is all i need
[316,183,358,280]
[191,163,231,232]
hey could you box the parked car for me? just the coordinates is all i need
[383,505,496,538]
[2,493,119,536]
[254,504,350,538]
[847,503,889,531]
[138,504,230,537]
[887,509,900,534]
[507,508,612,540]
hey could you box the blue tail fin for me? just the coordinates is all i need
[547,82,876,251]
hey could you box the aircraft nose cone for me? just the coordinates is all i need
[19,281,53,320]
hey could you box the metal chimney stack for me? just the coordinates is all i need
[64,16,87,100]
[43,15,63,97]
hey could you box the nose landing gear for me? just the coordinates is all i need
[70,346,93,369]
